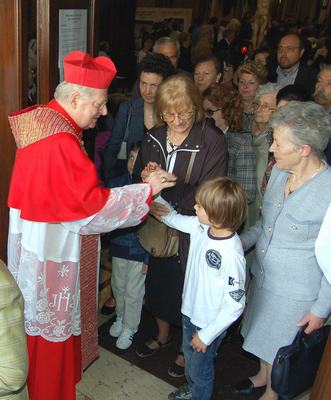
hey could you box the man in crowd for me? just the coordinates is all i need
[271,33,318,96]
[214,28,236,60]
[131,36,182,98]
[153,36,180,68]
[7,50,175,400]
[314,65,331,163]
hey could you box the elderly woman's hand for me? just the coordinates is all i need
[297,311,326,334]
[145,169,177,196]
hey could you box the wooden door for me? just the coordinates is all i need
[310,333,331,400]
[0,0,99,261]
[0,0,28,262]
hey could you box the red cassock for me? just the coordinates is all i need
[7,100,152,400]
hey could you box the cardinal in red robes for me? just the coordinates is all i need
[7,50,175,400]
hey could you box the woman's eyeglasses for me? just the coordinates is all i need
[161,110,195,123]
[253,102,275,112]
[205,108,222,117]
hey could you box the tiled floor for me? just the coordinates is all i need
[76,347,176,400]
[77,345,310,400]
[77,250,176,399]
[77,249,311,400]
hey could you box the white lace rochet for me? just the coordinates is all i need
[7,184,150,342]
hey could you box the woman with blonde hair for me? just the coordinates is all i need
[234,61,268,131]
[134,74,228,377]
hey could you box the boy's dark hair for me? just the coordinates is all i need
[196,177,247,232]
[276,84,311,104]
[137,53,175,80]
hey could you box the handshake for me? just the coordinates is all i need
[142,162,177,196]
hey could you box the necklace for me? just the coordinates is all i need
[166,130,179,153]
[287,162,324,195]
[166,127,183,146]
[167,126,190,145]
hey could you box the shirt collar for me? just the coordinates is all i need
[277,63,299,77]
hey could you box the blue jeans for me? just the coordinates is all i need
[182,314,226,400]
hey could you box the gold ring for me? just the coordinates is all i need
[161,177,167,183]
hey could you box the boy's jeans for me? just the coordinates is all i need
[182,314,226,400]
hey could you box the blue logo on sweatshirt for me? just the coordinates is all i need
[228,276,240,286]
[229,289,245,302]
[205,249,222,270]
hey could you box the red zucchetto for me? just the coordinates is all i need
[63,50,117,89]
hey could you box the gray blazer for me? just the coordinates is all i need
[241,165,331,318]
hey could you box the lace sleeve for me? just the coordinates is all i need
[79,183,151,235]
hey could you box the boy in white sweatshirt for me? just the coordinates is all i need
[156,177,247,400]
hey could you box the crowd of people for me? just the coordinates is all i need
[104,15,331,399]
[100,13,331,400]
[2,9,331,400]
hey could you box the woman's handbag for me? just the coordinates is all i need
[138,152,196,258]
[137,216,179,257]
[271,325,330,400]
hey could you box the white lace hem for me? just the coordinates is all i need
[7,184,151,341]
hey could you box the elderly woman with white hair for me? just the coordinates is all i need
[235,101,331,400]
[245,82,279,230]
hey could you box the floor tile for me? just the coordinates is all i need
[77,347,176,400]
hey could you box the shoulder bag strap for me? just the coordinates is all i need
[123,102,132,142]
[184,152,196,184]
[184,120,206,184]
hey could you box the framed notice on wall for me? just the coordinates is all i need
[58,9,88,81]
[37,0,98,104]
